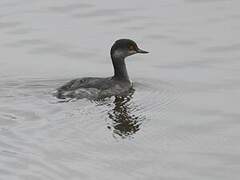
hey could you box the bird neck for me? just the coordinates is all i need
[111,55,129,81]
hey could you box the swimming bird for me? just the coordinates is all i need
[55,39,148,100]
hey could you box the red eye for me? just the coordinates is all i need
[129,46,134,51]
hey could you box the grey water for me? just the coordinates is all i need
[0,0,240,179]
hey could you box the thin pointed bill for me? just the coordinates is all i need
[137,48,149,54]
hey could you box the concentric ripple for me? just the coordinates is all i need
[0,76,180,179]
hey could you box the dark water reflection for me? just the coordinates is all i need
[54,86,145,138]
[105,89,145,139]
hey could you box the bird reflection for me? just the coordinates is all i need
[106,88,145,139]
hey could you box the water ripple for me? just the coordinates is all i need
[0,22,22,29]
[73,8,136,19]
[204,43,240,53]
[47,3,94,13]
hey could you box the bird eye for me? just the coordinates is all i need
[128,45,134,51]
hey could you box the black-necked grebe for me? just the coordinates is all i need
[55,39,148,100]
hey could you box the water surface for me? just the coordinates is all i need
[1,0,240,179]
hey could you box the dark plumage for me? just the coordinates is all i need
[55,39,148,100]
